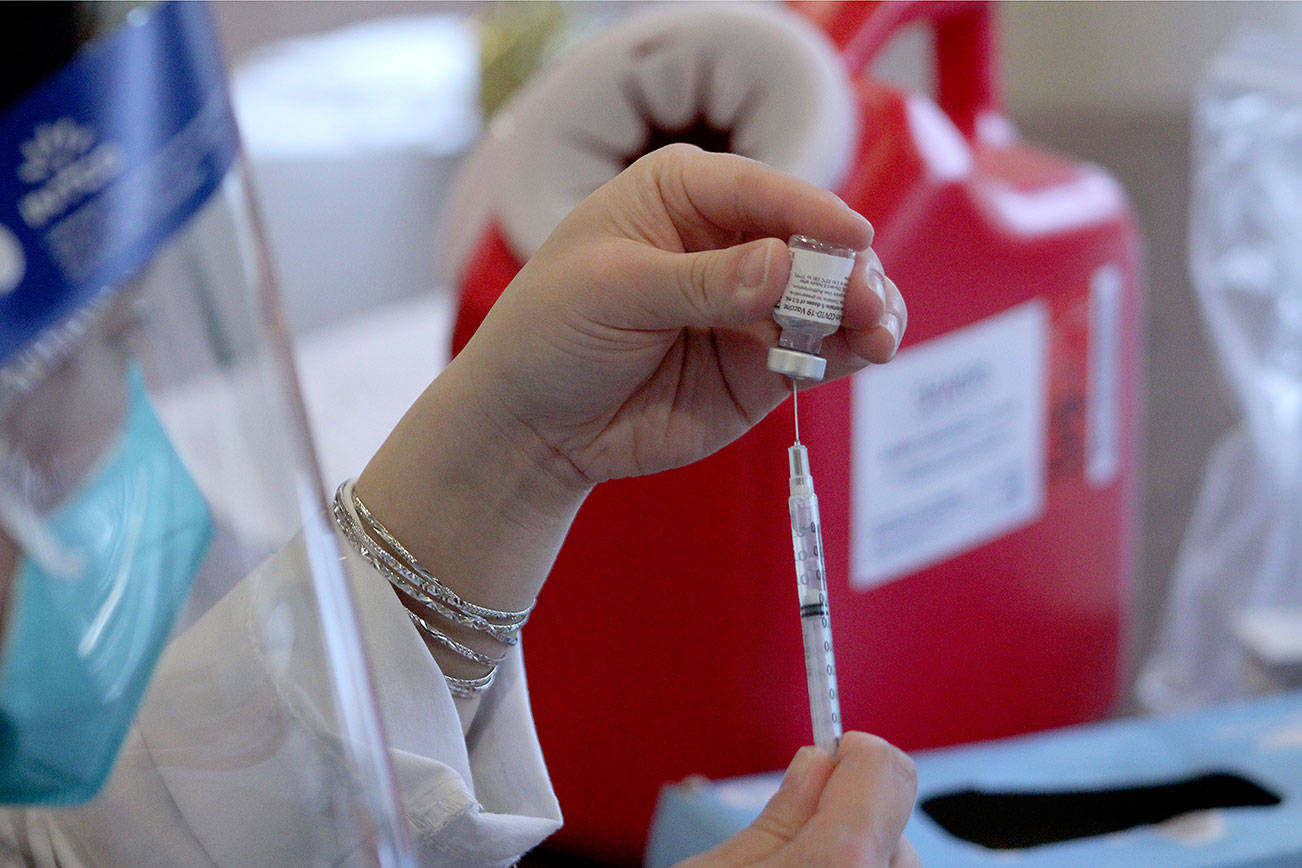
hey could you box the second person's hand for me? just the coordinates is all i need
[677,732,920,868]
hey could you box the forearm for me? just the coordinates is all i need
[354,351,591,677]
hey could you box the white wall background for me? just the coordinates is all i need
[1002,0,1302,117]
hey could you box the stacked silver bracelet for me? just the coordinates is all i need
[331,478,532,697]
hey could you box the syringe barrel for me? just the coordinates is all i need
[788,459,842,754]
[801,605,842,754]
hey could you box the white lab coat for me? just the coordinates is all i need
[0,534,563,866]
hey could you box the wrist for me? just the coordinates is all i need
[456,349,597,514]
[355,353,590,614]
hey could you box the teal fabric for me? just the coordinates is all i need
[0,366,211,805]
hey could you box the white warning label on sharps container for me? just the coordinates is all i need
[850,300,1048,591]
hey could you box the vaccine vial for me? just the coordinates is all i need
[767,235,857,381]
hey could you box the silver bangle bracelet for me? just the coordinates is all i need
[353,490,532,625]
[332,481,526,644]
[446,668,497,698]
[406,609,508,667]
[335,497,520,646]
[339,480,530,631]
[330,479,526,698]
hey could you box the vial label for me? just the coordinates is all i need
[775,247,854,326]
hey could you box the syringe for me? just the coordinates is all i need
[786,386,842,755]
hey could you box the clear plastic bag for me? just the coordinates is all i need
[1140,27,1302,711]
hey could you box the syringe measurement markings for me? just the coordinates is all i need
[789,482,841,750]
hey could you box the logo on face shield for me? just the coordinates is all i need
[17,119,96,185]
[0,225,23,297]
[15,119,123,230]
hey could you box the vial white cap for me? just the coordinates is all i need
[767,347,826,381]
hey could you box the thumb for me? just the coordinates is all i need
[676,746,836,867]
[747,744,837,845]
[625,237,791,331]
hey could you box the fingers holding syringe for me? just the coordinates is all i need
[804,731,918,865]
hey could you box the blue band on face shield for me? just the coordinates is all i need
[0,365,212,805]
[0,0,239,369]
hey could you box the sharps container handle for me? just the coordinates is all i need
[792,0,1000,141]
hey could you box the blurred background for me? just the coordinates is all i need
[209,0,1301,705]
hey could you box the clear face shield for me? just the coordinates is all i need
[0,3,410,864]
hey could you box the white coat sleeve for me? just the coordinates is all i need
[0,532,563,867]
